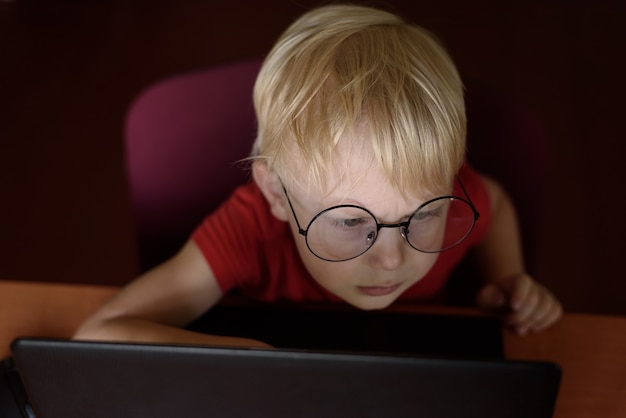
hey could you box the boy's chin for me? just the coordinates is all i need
[346,294,399,311]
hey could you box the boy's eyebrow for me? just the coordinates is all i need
[318,193,436,221]
[323,184,447,206]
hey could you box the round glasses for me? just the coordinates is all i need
[283,179,480,262]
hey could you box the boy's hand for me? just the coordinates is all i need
[476,273,563,335]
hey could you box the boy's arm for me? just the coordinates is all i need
[73,240,271,348]
[473,174,562,335]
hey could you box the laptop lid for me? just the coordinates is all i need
[11,337,560,418]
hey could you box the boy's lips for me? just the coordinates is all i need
[357,283,402,297]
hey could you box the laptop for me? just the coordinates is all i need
[184,304,507,358]
[3,308,561,418]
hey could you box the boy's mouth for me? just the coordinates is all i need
[357,283,401,297]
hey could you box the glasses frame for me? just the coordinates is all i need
[282,177,481,262]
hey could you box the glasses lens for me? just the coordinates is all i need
[305,206,377,261]
[406,197,475,253]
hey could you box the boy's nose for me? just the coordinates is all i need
[367,228,405,270]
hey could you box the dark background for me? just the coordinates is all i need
[0,0,624,314]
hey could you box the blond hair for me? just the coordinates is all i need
[252,4,466,196]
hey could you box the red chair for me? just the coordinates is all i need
[125,58,261,271]
[125,58,549,290]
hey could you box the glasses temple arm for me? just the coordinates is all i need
[280,183,308,235]
[455,175,481,220]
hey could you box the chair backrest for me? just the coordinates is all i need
[125,58,261,270]
[125,58,548,275]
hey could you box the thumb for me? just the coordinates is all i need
[476,283,507,309]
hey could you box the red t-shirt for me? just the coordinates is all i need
[192,163,491,304]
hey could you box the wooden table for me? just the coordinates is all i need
[1,279,625,417]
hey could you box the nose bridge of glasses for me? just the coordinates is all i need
[377,220,410,231]
[376,221,411,241]
[367,220,410,260]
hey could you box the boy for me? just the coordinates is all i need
[75,4,561,347]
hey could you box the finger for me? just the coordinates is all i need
[529,299,563,333]
[512,288,563,334]
[506,278,547,334]
[476,283,507,309]
[508,274,533,312]
[508,288,543,334]
[511,284,540,324]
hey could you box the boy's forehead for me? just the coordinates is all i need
[286,141,442,209]
[285,132,373,192]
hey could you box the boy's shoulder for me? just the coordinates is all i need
[196,180,285,246]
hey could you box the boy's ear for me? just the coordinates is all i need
[252,162,290,222]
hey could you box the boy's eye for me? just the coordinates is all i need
[412,210,439,222]
[412,204,444,222]
[337,218,365,228]
[413,210,436,222]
